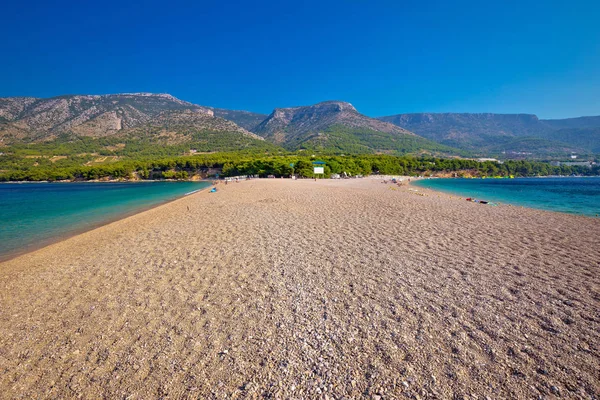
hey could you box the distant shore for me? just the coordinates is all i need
[1,179,598,398]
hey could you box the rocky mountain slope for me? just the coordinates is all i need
[0,93,263,142]
[378,113,599,156]
[251,101,459,155]
[2,93,597,158]
[255,101,411,142]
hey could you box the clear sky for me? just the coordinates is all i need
[1,0,599,119]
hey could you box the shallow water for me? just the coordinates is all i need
[0,181,211,259]
[413,177,600,217]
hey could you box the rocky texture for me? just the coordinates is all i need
[249,101,456,155]
[0,179,598,398]
[0,97,38,121]
[255,101,415,144]
[138,109,263,141]
[378,113,600,156]
[0,93,265,144]
[3,93,599,156]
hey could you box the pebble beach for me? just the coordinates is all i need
[1,179,599,398]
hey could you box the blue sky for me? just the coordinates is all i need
[1,0,598,118]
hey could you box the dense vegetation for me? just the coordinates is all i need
[1,150,597,182]
[286,125,469,157]
[4,130,280,158]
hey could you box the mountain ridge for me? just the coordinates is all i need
[253,101,418,148]
[378,112,599,156]
[1,93,599,157]
[0,93,267,145]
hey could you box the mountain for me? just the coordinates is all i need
[0,94,272,153]
[378,113,549,147]
[210,108,267,131]
[537,127,600,154]
[255,101,409,141]
[0,97,39,120]
[0,93,211,139]
[3,93,596,159]
[542,115,600,130]
[378,113,598,156]
[538,116,600,153]
[253,101,460,155]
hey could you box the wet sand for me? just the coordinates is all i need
[1,179,599,399]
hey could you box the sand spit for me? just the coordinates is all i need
[0,179,599,399]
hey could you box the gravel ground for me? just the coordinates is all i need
[0,179,599,399]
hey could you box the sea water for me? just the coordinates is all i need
[413,177,600,217]
[0,181,211,259]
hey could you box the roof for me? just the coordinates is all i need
[312,161,326,165]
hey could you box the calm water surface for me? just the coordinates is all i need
[413,177,600,217]
[0,181,211,259]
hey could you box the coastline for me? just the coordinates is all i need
[0,178,216,184]
[0,182,214,263]
[1,179,598,398]
[411,176,600,218]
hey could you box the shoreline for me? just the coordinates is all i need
[2,176,595,264]
[0,179,598,398]
[410,176,600,218]
[0,182,214,264]
[0,178,216,184]
[5,177,596,267]
[1,173,598,185]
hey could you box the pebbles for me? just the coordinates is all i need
[0,179,599,398]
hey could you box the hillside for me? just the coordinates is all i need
[0,93,215,142]
[0,93,265,141]
[538,127,600,154]
[253,101,461,155]
[542,115,600,130]
[0,94,275,156]
[210,108,267,131]
[2,93,598,160]
[378,113,598,157]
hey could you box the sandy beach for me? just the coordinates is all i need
[0,179,599,399]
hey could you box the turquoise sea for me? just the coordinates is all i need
[0,181,211,260]
[413,177,600,217]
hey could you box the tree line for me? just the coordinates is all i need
[0,153,597,182]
